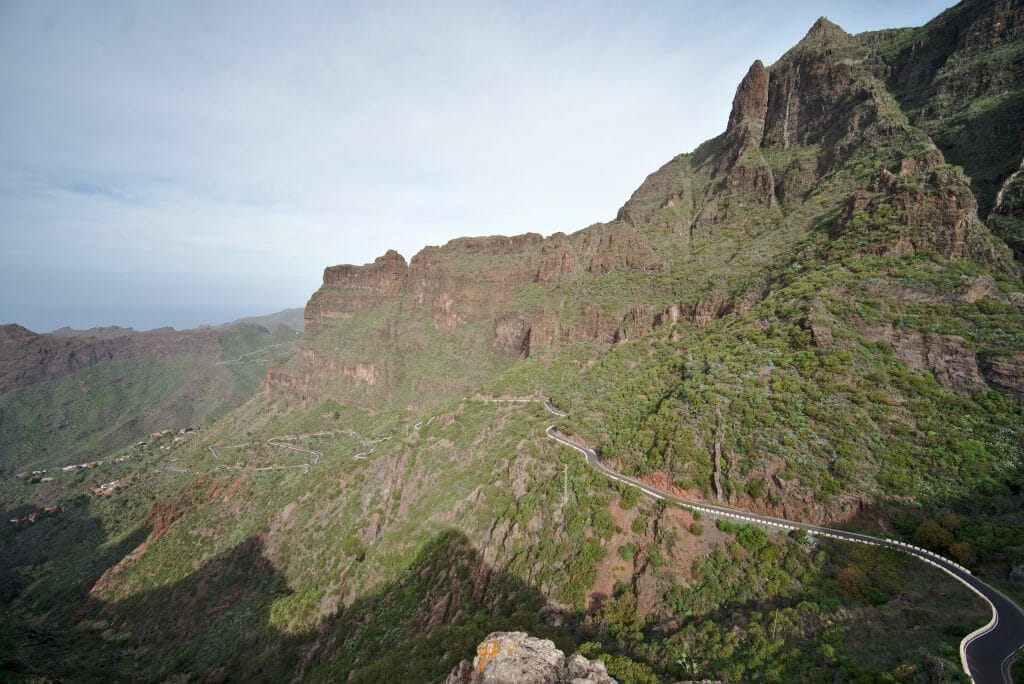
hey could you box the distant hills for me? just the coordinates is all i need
[46,306,306,337]
[219,307,305,332]
[0,310,302,474]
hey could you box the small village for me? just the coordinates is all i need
[8,426,202,523]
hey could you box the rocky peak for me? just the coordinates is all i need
[762,48,871,153]
[800,16,850,47]
[701,59,776,211]
[0,323,35,344]
[322,249,408,288]
[445,632,615,684]
[306,250,410,329]
[378,248,407,264]
[726,59,769,141]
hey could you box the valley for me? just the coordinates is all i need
[3,1,1024,682]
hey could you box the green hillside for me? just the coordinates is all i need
[0,324,299,476]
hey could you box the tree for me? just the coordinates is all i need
[949,541,978,567]
[835,566,869,601]
[914,519,954,552]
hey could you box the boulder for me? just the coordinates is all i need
[445,632,615,684]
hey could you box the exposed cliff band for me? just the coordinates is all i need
[268,9,1021,412]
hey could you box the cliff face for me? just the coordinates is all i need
[884,0,1024,232]
[0,324,230,395]
[304,250,409,327]
[303,228,661,337]
[268,2,1021,414]
[269,224,664,409]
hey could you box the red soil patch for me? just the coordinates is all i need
[642,470,706,502]
[587,498,637,610]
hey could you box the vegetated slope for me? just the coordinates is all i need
[882,0,1024,254]
[0,323,300,474]
[4,396,987,683]
[530,11,1024,571]
[3,2,1022,683]
[221,306,306,332]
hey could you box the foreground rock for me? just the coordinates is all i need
[445,632,615,684]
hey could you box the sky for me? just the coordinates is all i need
[0,0,957,332]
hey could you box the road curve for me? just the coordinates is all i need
[543,412,1024,684]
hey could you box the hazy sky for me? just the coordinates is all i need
[1,0,955,332]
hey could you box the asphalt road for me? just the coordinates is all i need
[544,418,1024,684]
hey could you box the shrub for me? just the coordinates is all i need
[736,525,768,552]
[620,486,640,510]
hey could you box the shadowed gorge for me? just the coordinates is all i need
[3,511,567,683]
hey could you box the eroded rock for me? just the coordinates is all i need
[445,632,615,684]
[857,323,986,394]
[982,353,1024,396]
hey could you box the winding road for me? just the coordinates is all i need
[541,401,1024,684]
[215,340,297,366]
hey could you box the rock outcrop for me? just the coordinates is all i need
[834,160,1011,267]
[303,228,661,337]
[855,322,987,394]
[0,323,234,395]
[982,353,1024,396]
[305,249,408,328]
[445,632,615,684]
[886,0,1024,220]
[726,60,770,140]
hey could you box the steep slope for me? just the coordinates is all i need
[884,0,1024,221]
[857,0,1024,258]
[0,323,299,473]
[221,307,306,332]
[266,227,663,412]
[3,3,1023,683]
[538,10,1023,516]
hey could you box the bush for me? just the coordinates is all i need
[836,566,869,601]
[620,486,640,510]
[736,525,768,552]
[789,529,810,544]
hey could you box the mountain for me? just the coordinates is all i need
[220,307,306,332]
[2,3,1022,682]
[49,325,143,339]
[882,0,1024,255]
[0,322,300,475]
